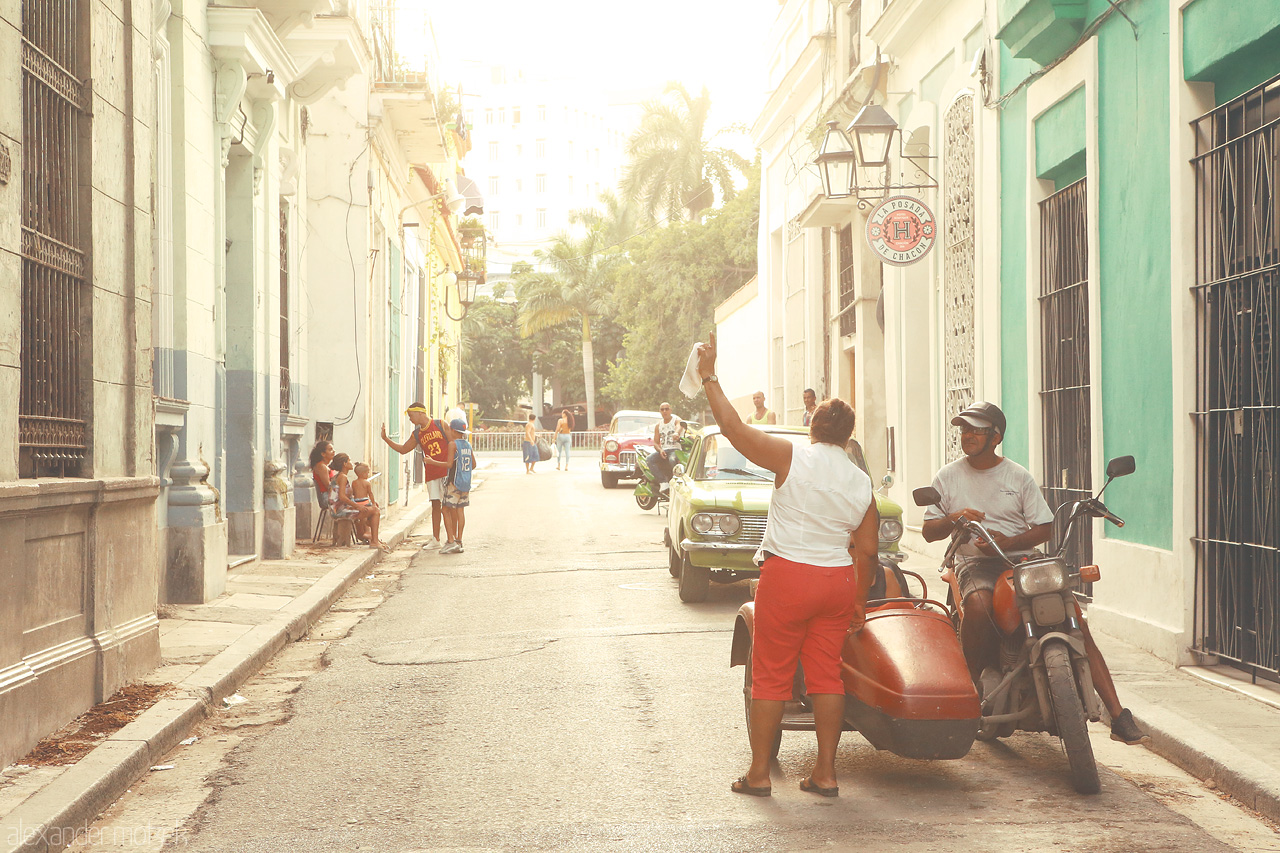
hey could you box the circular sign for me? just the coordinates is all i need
[865,195,937,267]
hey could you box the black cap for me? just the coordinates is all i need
[951,401,1007,435]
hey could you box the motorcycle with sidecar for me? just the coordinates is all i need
[912,454,1137,794]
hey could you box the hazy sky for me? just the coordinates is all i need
[423,0,779,134]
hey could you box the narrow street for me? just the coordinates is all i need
[74,461,1276,852]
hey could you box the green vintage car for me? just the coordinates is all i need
[664,425,905,602]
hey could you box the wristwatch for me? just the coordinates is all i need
[702,374,717,384]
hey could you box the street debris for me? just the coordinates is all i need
[179,736,199,746]
[150,765,175,772]
[18,683,174,767]
[222,694,248,707]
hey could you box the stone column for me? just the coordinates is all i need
[166,454,228,604]
[294,458,316,542]
[263,458,295,559]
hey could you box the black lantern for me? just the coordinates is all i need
[848,103,898,168]
[442,269,480,320]
[815,120,857,200]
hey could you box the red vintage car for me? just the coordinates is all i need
[599,409,663,488]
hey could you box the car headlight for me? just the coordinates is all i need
[690,512,741,536]
[878,517,903,543]
[1015,558,1070,597]
[604,439,618,452]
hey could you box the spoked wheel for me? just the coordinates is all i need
[1043,640,1100,794]
[635,491,658,511]
[678,552,709,602]
[742,635,782,759]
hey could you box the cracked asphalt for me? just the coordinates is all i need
[71,460,1278,852]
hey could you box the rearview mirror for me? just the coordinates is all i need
[913,486,941,507]
[672,463,686,478]
[1105,456,1136,479]
[881,473,894,489]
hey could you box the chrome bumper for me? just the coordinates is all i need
[600,462,637,474]
[681,538,758,556]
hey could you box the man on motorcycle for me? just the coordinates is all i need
[647,402,685,486]
[921,401,1148,745]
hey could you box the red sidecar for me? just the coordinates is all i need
[731,586,980,760]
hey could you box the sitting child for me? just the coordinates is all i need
[331,454,387,551]
[351,463,388,551]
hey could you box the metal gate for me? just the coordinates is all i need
[1192,73,1280,680]
[943,94,975,463]
[19,0,90,477]
[1039,179,1092,572]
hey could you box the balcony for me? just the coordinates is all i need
[459,223,487,286]
[368,2,447,161]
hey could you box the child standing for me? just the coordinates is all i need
[440,418,474,555]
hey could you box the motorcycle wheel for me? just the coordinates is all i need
[678,552,710,602]
[601,472,619,489]
[668,541,681,578]
[1043,640,1100,795]
[742,635,782,758]
[635,491,658,511]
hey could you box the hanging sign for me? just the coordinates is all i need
[865,195,937,266]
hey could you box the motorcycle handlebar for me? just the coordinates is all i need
[952,518,1017,566]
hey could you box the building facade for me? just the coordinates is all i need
[0,0,161,769]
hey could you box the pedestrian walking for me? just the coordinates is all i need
[522,413,539,474]
[554,409,573,470]
[697,332,878,799]
[381,403,453,549]
[440,418,474,554]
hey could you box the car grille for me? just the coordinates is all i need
[736,515,768,548]
[619,450,637,468]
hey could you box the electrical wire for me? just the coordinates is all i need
[333,132,372,426]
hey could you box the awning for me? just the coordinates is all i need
[455,173,485,216]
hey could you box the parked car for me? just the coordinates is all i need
[665,425,905,602]
[599,410,663,488]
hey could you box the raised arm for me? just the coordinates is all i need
[696,332,794,480]
[381,423,417,455]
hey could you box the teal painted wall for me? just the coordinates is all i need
[998,45,1037,467]
[1184,0,1280,101]
[1034,86,1085,183]
[1095,0,1172,548]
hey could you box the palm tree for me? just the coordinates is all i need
[516,221,618,429]
[620,83,750,223]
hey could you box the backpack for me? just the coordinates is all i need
[450,439,474,492]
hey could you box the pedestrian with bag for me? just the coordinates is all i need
[522,413,539,474]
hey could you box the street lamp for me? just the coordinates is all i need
[814,121,857,200]
[441,268,480,321]
[847,103,898,168]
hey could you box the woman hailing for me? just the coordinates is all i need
[696,333,879,798]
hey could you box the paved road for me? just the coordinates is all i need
[73,461,1277,852]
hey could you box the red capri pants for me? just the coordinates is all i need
[751,555,859,701]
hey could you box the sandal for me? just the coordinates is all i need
[730,776,771,797]
[800,776,838,798]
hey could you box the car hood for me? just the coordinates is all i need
[684,480,904,519]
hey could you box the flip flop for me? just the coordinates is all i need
[800,777,839,798]
[731,776,771,797]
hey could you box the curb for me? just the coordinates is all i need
[1,498,435,853]
[1128,697,1280,824]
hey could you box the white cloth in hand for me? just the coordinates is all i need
[679,342,704,398]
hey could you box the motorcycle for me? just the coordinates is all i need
[633,433,694,511]
[912,454,1136,795]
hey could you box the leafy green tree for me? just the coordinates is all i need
[604,169,759,411]
[620,83,751,223]
[461,297,531,421]
[516,222,620,429]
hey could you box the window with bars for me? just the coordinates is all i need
[1039,178,1092,576]
[1192,72,1280,680]
[20,0,90,477]
[280,199,291,413]
[837,225,856,337]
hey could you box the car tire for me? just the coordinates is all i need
[678,552,709,602]
[601,472,619,489]
[743,634,782,758]
[668,540,681,578]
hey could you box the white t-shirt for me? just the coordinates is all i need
[656,416,683,451]
[923,457,1054,557]
[758,442,874,567]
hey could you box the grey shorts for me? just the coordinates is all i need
[955,553,1042,600]
[427,477,445,501]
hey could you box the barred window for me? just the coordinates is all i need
[20,0,91,477]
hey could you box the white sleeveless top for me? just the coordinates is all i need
[757,442,874,567]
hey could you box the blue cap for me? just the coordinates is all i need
[448,418,469,434]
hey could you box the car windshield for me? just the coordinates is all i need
[695,432,808,482]
[611,416,659,435]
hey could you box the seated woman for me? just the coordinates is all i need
[328,453,381,548]
[310,439,336,510]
